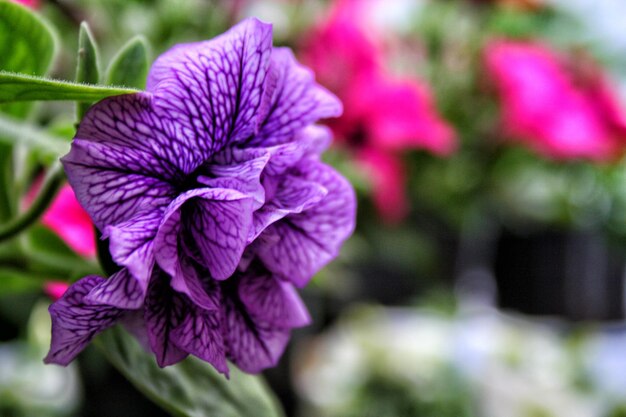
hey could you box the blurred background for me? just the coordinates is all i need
[3,0,626,416]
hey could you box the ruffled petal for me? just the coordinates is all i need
[258,161,356,286]
[147,18,273,154]
[261,125,332,177]
[86,268,145,309]
[222,279,291,373]
[251,47,342,147]
[105,209,163,285]
[238,263,311,328]
[171,304,228,375]
[45,276,123,365]
[198,146,270,209]
[144,270,188,367]
[155,188,254,284]
[251,174,327,241]
[62,95,179,229]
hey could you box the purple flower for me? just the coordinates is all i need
[44,18,355,375]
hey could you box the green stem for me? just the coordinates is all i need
[0,161,64,242]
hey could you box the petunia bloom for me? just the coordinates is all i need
[45,18,356,375]
[300,0,456,222]
[484,40,626,161]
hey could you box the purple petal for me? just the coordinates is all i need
[146,18,273,153]
[62,93,190,230]
[238,264,311,328]
[155,188,254,285]
[251,174,327,241]
[174,251,222,310]
[45,276,123,366]
[261,125,333,177]
[105,209,163,286]
[150,203,216,310]
[85,268,145,309]
[222,282,291,373]
[120,310,151,351]
[250,48,342,147]
[258,161,356,286]
[198,146,270,208]
[144,269,188,367]
[171,305,228,375]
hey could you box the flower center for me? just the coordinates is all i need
[177,163,214,193]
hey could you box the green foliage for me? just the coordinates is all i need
[0,71,138,103]
[75,22,101,120]
[338,369,475,417]
[0,113,69,155]
[107,36,150,89]
[0,268,46,295]
[0,0,57,117]
[97,326,285,417]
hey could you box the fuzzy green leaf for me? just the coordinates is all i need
[0,71,139,103]
[75,21,101,120]
[97,327,285,417]
[107,36,150,89]
[0,0,58,117]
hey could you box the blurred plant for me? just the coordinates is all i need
[300,0,456,223]
[294,303,626,417]
[484,39,626,161]
[0,302,81,417]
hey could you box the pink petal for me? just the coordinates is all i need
[484,39,623,161]
[43,281,70,301]
[42,184,97,257]
[10,0,39,9]
[357,148,409,223]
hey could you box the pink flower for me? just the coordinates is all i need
[42,184,96,257]
[11,0,39,9]
[484,40,626,161]
[357,148,408,223]
[301,0,456,222]
[26,181,96,258]
[43,281,69,301]
[26,182,94,298]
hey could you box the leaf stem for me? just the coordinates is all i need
[0,162,64,242]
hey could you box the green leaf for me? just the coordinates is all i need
[97,327,285,417]
[107,36,150,90]
[1,69,134,104]
[75,21,101,120]
[0,113,69,155]
[0,72,139,103]
[0,268,46,295]
[0,0,58,117]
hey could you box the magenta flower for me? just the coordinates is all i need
[10,0,39,9]
[301,0,456,222]
[484,40,626,161]
[44,281,70,301]
[42,184,97,258]
[45,19,356,375]
[25,181,96,258]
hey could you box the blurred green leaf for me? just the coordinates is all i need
[0,268,46,295]
[75,22,101,120]
[0,113,69,155]
[0,0,58,222]
[107,36,150,89]
[0,72,139,103]
[97,326,285,417]
[0,0,58,117]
